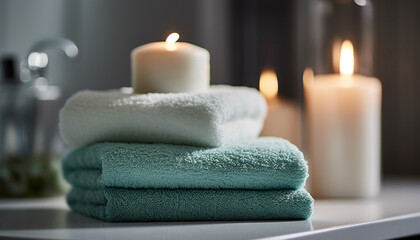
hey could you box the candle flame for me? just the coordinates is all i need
[302,68,314,87]
[339,40,354,76]
[166,33,179,51]
[259,68,278,99]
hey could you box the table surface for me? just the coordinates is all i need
[0,179,419,240]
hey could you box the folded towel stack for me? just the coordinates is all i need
[60,85,313,222]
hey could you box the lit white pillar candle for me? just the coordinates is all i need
[131,33,210,93]
[304,40,382,198]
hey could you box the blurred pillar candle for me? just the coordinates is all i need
[304,41,382,198]
[131,33,210,93]
[259,68,301,147]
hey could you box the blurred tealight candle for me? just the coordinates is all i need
[259,68,302,147]
[304,40,382,198]
[131,33,210,93]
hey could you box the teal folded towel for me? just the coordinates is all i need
[63,137,308,190]
[67,187,313,222]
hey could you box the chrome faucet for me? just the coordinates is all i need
[23,38,79,81]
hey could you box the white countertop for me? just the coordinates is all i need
[0,179,419,240]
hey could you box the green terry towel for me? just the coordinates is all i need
[67,187,313,222]
[63,137,308,190]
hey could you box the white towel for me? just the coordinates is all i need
[59,85,267,147]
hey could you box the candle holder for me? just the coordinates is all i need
[301,0,381,198]
[303,0,374,76]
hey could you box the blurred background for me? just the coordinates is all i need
[0,0,419,197]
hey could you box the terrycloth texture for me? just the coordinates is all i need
[67,187,313,222]
[62,138,308,190]
[59,85,267,147]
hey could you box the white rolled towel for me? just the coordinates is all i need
[59,85,267,147]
